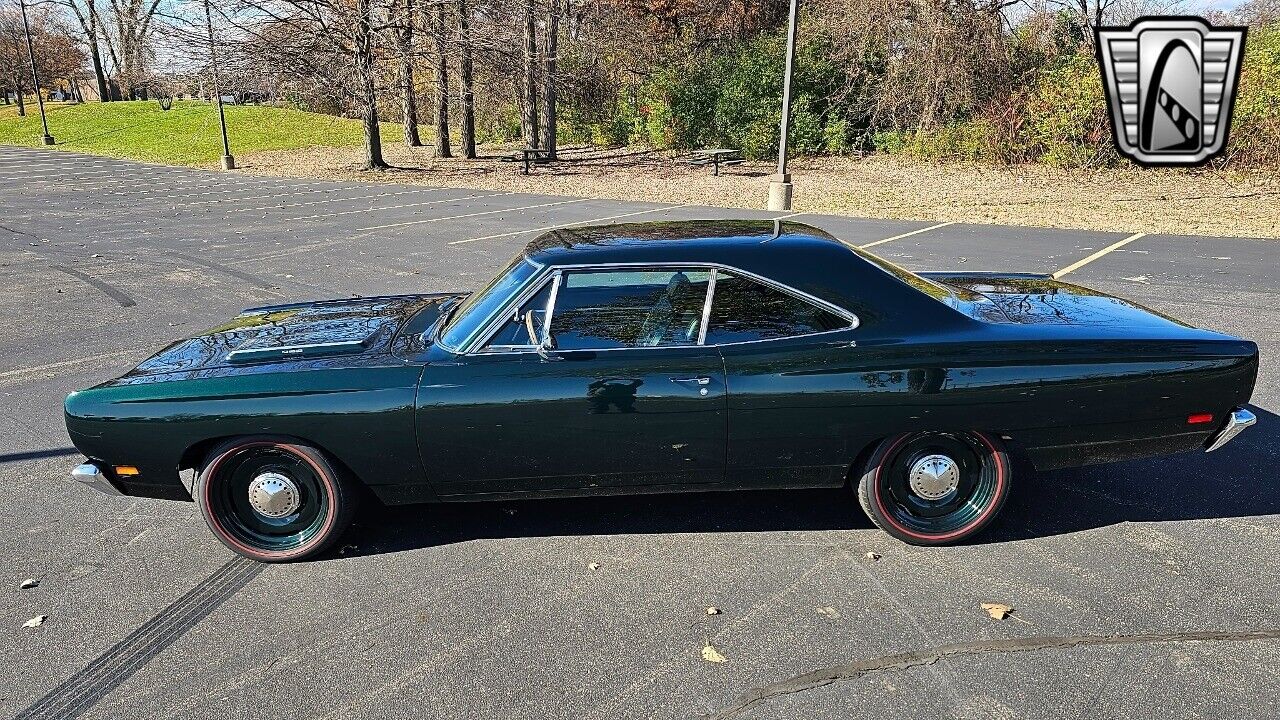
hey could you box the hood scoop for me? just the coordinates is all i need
[222,308,386,364]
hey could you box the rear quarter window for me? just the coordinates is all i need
[704,271,849,344]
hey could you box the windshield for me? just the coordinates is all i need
[437,252,541,351]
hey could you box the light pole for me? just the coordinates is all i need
[19,0,54,146]
[767,0,799,211]
[204,0,234,170]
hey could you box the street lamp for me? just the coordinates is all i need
[204,0,234,170]
[767,0,799,211]
[19,0,54,146]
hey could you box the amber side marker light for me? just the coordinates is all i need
[1187,413,1215,425]
[114,465,140,476]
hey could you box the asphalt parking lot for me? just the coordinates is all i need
[2,146,1277,720]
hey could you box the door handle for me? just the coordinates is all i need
[670,376,711,386]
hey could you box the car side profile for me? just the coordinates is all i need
[65,221,1259,561]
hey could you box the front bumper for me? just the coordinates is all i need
[1205,408,1257,452]
[71,462,124,496]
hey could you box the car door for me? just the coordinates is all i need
[417,266,727,497]
[705,269,863,490]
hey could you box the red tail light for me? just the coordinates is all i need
[1187,413,1214,425]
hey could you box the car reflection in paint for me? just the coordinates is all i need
[65,221,1259,561]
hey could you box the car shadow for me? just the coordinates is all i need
[333,405,1280,558]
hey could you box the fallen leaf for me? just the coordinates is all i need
[705,606,721,615]
[1121,275,1150,284]
[587,562,601,571]
[20,578,39,590]
[981,602,1014,620]
[701,643,726,663]
[816,606,841,620]
[865,551,881,561]
[23,615,46,628]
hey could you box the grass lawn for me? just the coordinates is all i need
[0,100,404,166]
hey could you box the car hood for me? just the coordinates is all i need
[121,294,454,378]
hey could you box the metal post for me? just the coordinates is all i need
[767,0,799,211]
[19,0,54,145]
[204,0,235,170]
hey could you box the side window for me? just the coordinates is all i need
[549,269,711,350]
[483,281,552,349]
[704,271,849,344]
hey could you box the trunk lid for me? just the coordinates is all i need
[921,272,1199,333]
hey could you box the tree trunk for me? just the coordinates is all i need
[399,0,421,146]
[540,0,559,160]
[432,1,452,158]
[88,29,109,101]
[355,0,387,169]
[522,0,539,149]
[457,0,476,158]
[14,79,25,116]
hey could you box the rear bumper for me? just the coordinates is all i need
[1205,408,1257,452]
[71,462,124,496]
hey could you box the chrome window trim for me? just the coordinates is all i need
[696,268,717,346]
[461,261,859,355]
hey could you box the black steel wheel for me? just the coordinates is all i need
[856,431,1010,545]
[195,437,357,562]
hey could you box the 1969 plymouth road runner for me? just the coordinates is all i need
[65,221,1259,561]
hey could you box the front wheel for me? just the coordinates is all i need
[195,437,358,562]
[856,431,1011,545]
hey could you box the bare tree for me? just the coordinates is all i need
[431,0,451,156]
[396,0,421,145]
[456,0,475,157]
[100,0,164,96]
[521,0,537,148]
[540,0,557,158]
[61,0,110,100]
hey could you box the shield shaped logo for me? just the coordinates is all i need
[1096,16,1247,166]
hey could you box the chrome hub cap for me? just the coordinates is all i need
[908,454,960,501]
[247,472,300,518]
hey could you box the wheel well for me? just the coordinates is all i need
[846,436,886,486]
[845,431,1032,486]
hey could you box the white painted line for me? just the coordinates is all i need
[232,187,435,213]
[351,196,587,235]
[292,191,512,222]
[858,221,956,249]
[1050,233,1146,279]
[448,203,692,245]
[772,211,806,220]
[0,350,139,384]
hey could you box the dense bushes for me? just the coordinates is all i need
[552,8,1279,170]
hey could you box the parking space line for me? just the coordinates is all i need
[0,350,139,383]
[232,187,441,214]
[1050,233,1146,279]
[448,203,692,245]
[858,221,955,249]
[291,191,511,222]
[354,197,586,235]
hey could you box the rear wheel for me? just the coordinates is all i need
[195,437,357,562]
[856,431,1010,545]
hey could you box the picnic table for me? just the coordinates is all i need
[687,148,744,176]
[517,147,553,175]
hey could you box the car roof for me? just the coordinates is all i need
[523,220,845,263]
[521,220,969,332]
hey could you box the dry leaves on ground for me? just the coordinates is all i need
[702,643,727,663]
[981,603,1015,620]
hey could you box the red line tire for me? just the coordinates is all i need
[195,436,358,562]
[856,431,1011,546]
